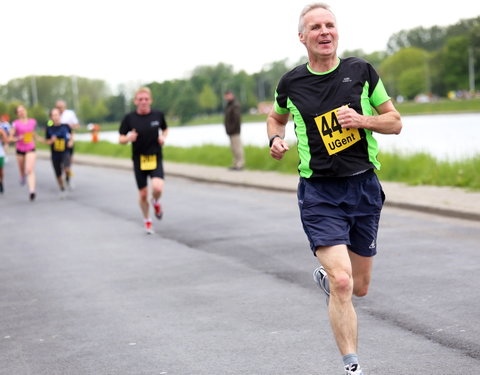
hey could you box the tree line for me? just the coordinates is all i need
[0,16,478,126]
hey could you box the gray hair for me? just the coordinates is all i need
[298,3,334,33]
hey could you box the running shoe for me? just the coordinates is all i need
[313,266,330,304]
[29,192,36,201]
[151,199,163,220]
[65,177,74,190]
[145,220,154,234]
[344,363,364,375]
[0,182,3,193]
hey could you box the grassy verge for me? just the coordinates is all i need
[69,141,480,191]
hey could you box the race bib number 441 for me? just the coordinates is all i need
[314,106,360,155]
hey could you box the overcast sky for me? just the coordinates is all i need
[3,0,480,90]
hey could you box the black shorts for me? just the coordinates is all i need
[297,169,385,257]
[132,154,164,190]
[51,153,69,177]
[16,149,36,156]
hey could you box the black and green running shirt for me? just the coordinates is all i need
[274,57,390,178]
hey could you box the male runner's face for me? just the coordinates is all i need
[300,7,338,59]
[134,92,152,115]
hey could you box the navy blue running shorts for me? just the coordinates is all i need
[297,169,385,257]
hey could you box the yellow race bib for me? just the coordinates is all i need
[314,106,360,155]
[140,154,157,171]
[53,138,66,152]
[23,132,33,143]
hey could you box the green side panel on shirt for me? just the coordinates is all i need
[274,92,313,178]
[360,82,381,170]
[287,98,313,178]
[274,100,290,115]
[370,78,390,107]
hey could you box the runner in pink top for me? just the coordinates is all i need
[10,105,38,201]
[12,118,36,153]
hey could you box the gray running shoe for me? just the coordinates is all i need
[344,363,364,375]
[313,266,330,303]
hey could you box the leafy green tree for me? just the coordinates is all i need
[438,35,470,92]
[230,70,257,111]
[198,84,218,113]
[380,47,429,98]
[105,94,127,122]
[29,104,48,128]
[341,49,387,70]
[0,102,7,117]
[78,96,94,123]
[398,67,427,99]
[93,100,109,123]
[149,80,184,116]
[254,59,290,102]
[387,26,447,53]
[172,83,200,124]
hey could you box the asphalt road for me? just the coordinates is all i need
[1,158,479,375]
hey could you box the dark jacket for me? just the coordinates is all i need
[224,99,241,135]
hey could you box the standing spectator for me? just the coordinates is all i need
[56,100,79,188]
[10,105,40,201]
[119,87,169,234]
[223,90,244,171]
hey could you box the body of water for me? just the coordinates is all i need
[76,113,480,161]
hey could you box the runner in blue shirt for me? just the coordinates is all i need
[45,108,73,198]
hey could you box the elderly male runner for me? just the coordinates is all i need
[267,3,402,374]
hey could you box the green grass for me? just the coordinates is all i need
[69,140,480,191]
[377,152,480,189]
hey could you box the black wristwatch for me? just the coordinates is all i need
[269,135,282,147]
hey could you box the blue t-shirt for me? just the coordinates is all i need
[46,124,71,160]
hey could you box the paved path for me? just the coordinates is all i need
[1,155,479,374]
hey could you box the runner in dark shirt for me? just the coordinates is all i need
[267,4,402,375]
[45,107,73,198]
[119,87,169,234]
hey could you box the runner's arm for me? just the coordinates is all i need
[0,128,7,144]
[337,100,402,135]
[267,109,290,160]
[119,129,137,144]
[159,128,168,146]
